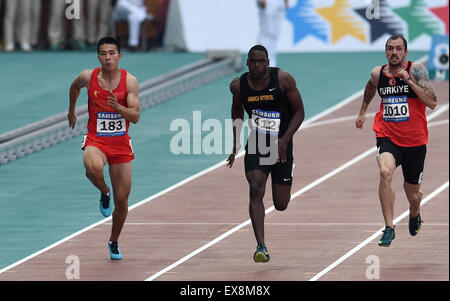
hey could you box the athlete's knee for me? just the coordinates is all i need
[113,198,128,212]
[249,182,265,201]
[274,200,289,211]
[379,167,394,183]
[85,168,103,181]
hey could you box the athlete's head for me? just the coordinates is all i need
[97,37,122,71]
[247,45,269,77]
[385,35,408,68]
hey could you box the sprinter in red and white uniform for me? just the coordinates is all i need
[68,37,140,260]
[355,35,437,247]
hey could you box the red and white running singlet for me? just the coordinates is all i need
[374,61,428,147]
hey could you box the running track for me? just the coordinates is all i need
[0,81,447,282]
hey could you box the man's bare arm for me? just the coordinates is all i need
[68,70,91,129]
[227,77,244,167]
[408,63,437,109]
[107,73,140,124]
[356,67,379,129]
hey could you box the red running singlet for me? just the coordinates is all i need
[373,61,428,147]
[82,67,134,164]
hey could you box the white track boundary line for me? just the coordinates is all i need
[146,87,447,281]
[0,76,371,275]
[0,55,431,276]
[105,222,449,226]
[309,180,449,281]
[145,146,378,281]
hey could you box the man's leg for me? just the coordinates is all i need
[108,162,132,242]
[272,183,292,211]
[271,160,294,211]
[246,169,269,245]
[404,182,422,218]
[377,152,397,228]
[83,146,109,195]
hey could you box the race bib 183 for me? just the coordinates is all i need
[382,96,410,122]
[96,112,126,136]
[251,109,280,136]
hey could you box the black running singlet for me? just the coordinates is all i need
[239,67,293,158]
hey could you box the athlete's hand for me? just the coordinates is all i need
[107,91,120,110]
[226,153,236,168]
[277,137,288,163]
[68,111,77,129]
[355,114,365,129]
[226,144,240,168]
[392,67,409,82]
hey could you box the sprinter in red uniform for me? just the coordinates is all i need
[355,35,437,247]
[68,37,140,260]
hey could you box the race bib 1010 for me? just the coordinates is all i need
[382,96,410,122]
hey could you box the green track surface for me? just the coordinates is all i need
[0,51,203,134]
[0,51,427,270]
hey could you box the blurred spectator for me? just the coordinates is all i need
[48,0,86,50]
[30,0,42,49]
[113,0,153,50]
[143,0,169,50]
[87,0,112,50]
[3,0,32,52]
[154,0,169,49]
[257,0,288,67]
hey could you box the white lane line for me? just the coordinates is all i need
[0,79,372,275]
[302,112,377,129]
[144,146,383,281]
[309,181,449,281]
[428,119,449,127]
[0,55,432,276]
[105,222,449,226]
[303,103,448,129]
[146,90,447,281]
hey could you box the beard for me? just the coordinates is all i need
[388,56,402,68]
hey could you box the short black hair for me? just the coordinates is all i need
[248,45,268,58]
[385,35,408,51]
[97,36,121,54]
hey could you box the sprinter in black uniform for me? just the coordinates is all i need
[227,45,305,262]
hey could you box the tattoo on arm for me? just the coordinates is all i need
[363,78,376,104]
[411,64,437,101]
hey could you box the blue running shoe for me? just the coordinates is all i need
[108,241,122,260]
[253,243,270,263]
[99,192,111,217]
[378,226,395,247]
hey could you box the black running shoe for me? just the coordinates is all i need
[409,211,423,236]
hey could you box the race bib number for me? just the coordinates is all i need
[96,112,126,136]
[382,96,409,122]
[251,109,280,136]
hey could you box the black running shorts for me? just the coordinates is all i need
[376,137,426,184]
[244,153,294,185]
